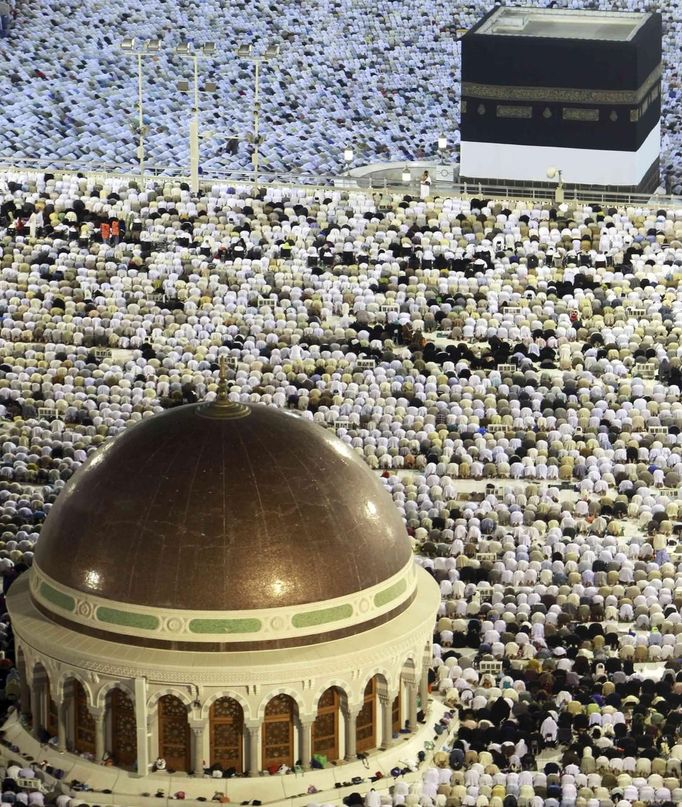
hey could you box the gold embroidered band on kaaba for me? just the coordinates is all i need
[462,62,661,106]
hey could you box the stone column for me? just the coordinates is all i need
[378,694,393,750]
[57,699,68,751]
[245,721,261,777]
[147,715,155,770]
[419,665,430,717]
[406,682,418,732]
[299,718,315,770]
[189,722,205,776]
[133,677,149,777]
[19,672,31,720]
[90,708,106,762]
[29,679,42,738]
[343,708,359,761]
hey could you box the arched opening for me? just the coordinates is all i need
[30,662,48,742]
[69,679,95,755]
[30,662,52,738]
[13,648,28,719]
[107,688,137,769]
[400,658,418,731]
[158,694,190,772]
[356,677,377,753]
[209,697,244,773]
[262,694,296,772]
[312,687,342,762]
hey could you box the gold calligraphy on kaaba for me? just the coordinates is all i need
[562,107,600,121]
[496,105,533,118]
[462,62,661,106]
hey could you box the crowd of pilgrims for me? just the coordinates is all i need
[0,0,680,192]
[0,171,681,807]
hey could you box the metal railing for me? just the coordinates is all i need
[0,156,679,209]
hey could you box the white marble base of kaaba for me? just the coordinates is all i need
[461,121,660,186]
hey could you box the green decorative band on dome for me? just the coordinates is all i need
[374,578,407,608]
[189,617,262,634]
[30,558,416,646]
[39,582,75,613]
[96,607,159,631]
[292,603,353,628]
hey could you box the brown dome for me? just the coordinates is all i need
[34,402,412,612]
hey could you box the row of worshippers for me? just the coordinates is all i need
[0,173,680,807]
[0,171,680,582]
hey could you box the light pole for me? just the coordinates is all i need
[120,38,160,179]
[237,44,280,188]
[176,41,217,193]
[547,166,564,203]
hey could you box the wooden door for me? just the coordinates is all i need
[158,695,190,772]
[392,690,401,734]
[262,695,294,771]
[74,681,95,754]
[312,687,339,762]
[210,697,243,772]
[47,693,58,738]
[111,688,137,768]
[356,677,376,753]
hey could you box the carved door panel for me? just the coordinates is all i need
[210,697,243,772]
[312,688,339,761]
[158,695,190,772]
[47,694,58,737]
[262,695,294,771]
[111,688,137,768]
[392,691,401,734]
[74,681,95,754]
[356,678,376,753]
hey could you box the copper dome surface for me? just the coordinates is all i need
[34,403,412,611]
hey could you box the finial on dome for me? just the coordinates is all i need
[196,356,250,420]
[217,356,229,401]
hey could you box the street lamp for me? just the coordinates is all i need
[547,166,564,203]
[237,43,280,188]
[119,38,160,179]
[343,146,354,175]
[437,133,448,165]
[176,41,216,193]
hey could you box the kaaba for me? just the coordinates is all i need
[459,7,662,192]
